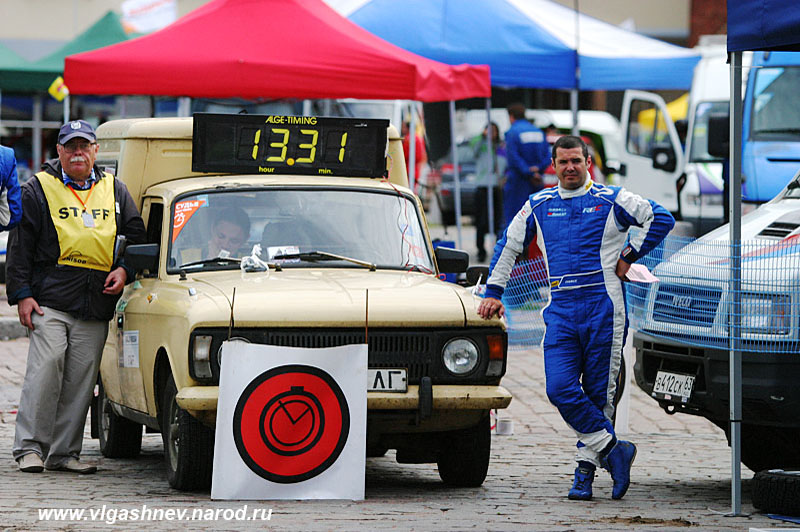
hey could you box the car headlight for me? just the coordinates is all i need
[442,338,479,375]
[192,335,213,379]
[217,336,251,367]
[740,294,790,335]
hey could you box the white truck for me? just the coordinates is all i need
[617,36,745,237]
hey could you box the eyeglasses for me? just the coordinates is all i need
[62,142,97,153]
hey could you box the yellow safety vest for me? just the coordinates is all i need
[36,171,117,272]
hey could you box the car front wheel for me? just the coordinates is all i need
[160,374,214,490]
[437,414,491,487]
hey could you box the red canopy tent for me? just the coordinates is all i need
[63,0,490,102]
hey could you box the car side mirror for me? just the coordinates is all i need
[435,246,469,274]
[124,243,159,273]
[707,112,730,159]
[652,146,676,172]
[466,266,489,286]
[604,159,626,176]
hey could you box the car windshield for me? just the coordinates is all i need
[751,66,800,139]
[689,101,729,162]
[168,188,433,272]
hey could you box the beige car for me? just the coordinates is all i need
[90,115,511,491]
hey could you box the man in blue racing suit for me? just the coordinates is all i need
[478,136,674,501]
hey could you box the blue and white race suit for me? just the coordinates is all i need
[485,179,675,466]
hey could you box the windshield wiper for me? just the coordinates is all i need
[180,256,241,269]
[756,128,800,135]
[272,250,376,271]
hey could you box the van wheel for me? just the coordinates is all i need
[437,414,490,487]
[161,375,214,490]
[751,469,800,516]
[98,378,142,458]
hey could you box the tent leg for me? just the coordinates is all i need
[32,94,43,173]
[63,94,70,123]
[570,89,579,136]
[728,50,744,518]
[448,100,462,249]
[409,104,417,192]
[485,98,495,244]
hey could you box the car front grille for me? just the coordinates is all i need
[653,284,721,327]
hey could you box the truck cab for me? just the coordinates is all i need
[91,114,511,490]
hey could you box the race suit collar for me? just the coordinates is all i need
[557,177,593,199]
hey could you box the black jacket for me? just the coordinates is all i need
[7,159,146,321]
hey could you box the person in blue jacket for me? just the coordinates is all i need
[502,102,550,230]
[0,144,22,231]
[478,136,675,501]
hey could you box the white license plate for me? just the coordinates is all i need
[652,370,695,402]
[368,368,407,392]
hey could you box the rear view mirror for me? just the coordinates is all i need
[466,266,489,286]
[707,112,730,159]
[652,146,676,172]
[435,246,469,274]
[124,243,159,273]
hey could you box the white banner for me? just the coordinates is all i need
[121,0,177,34]
[211,341,367,500]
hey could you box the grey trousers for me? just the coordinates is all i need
[13,307,108,467]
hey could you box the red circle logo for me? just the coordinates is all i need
[233,365,350,483]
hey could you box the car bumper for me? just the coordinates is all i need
[633,331,800,428]
[177,384,512,414]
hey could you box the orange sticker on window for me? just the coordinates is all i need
[172,199,206,242]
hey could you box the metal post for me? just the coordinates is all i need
[571,0,580,136]
[177,97,191,117]
[485,98,495,241]
[408,104,417,193]
[448,100,462,249]
[302,99,311,116]
[32,94,43,172]
[728,50,743,517]
[63,94,70,123]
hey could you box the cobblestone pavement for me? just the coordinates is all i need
[0,334,781,531]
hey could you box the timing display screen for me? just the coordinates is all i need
[192,113,389,177]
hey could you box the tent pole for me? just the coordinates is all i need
[571,0,580,136]
[32,94,43,173]
[302,100,311,116]
[485,98,495,243]
[408,103,417,192]
[448,100,462,249]
[177,97,191,117]
[63,94,70,123]
[728,50,743,517]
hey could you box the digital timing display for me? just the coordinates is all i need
[192,113,389,177]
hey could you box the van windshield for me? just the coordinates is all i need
[751,66,800,139]
[689,101,729,162]
[168,188,433,272]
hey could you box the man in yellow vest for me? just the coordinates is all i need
[7,120,145,474]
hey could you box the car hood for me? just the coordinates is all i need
[184,269,469,327]
[655,199,800,285]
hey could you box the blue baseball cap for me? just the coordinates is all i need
[58,120,96,144]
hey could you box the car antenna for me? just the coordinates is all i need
[227,287,236,340]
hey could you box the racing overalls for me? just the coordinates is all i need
[486,179,675,465]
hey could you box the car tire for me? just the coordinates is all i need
[751,469,800,516]
[735,425,800,473]
[97,378,142,458]
[160,374,214,490]
[437,414,490,487]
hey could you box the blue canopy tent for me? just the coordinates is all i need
[726,0,800,516]
[328,0,700,245]
[329,0,700,91]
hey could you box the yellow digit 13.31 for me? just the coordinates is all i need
[296,129,318,163]
[266,128,289,162]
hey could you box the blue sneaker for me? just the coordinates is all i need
[601,440,637,499]
[567,464,595,500]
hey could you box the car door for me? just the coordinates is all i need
[103,198,164,414]
[618,90,684,213]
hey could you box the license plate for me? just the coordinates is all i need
[652,370,695,402]
[368,368,407,392]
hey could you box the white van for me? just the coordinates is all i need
[619,36,750,236]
